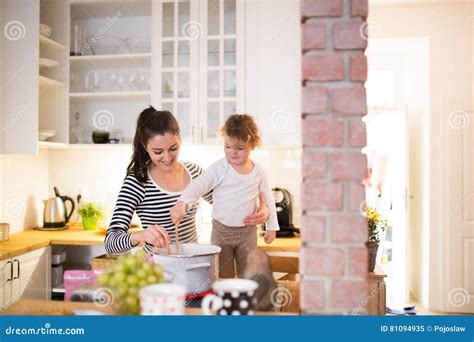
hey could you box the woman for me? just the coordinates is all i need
[105,106,269,254]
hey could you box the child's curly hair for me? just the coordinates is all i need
[220,114,261,148]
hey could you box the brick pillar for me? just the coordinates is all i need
[300,0,369,314]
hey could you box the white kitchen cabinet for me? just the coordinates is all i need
[154,0,244,145]
[0,247,51,310]
[245,0,301,147]
[0,0,69,154]
[69,1,152,145]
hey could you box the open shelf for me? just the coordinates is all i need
[39,35,67,51]
[38,141,68,149]
[39,75,65,88]
[68,143,133,150]
[70,91,150,99]
[70,53,152,67]
[39,57,59,69]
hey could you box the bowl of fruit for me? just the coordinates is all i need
[97,250,172,315]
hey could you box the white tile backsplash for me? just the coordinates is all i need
[0,149,50,233]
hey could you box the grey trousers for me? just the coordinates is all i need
[211,219,257,278]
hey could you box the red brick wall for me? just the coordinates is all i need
[300,0,369,314]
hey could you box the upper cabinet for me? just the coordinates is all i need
[154,0,244,145]
[69,0,152,145]
[0,0,300,154]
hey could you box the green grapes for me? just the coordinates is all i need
[97,251,165,315]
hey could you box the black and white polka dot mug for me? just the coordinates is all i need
[201,279,259,315]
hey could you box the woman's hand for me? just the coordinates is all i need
[264,230,276,244]
[243,192,270,226]
[131,224,170,249]
[170,201,187,224]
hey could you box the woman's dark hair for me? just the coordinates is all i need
[127,106,181,183]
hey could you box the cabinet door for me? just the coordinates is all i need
[11,247,51,302]
[245,0,301,146]
[0,259,13,310]
[198,0,245,144]
[0,0,39,154]
[156,0,200,143]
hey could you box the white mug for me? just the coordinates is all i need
[139,284,186,315]
[201,279,258,315]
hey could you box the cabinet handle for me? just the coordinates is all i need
[13,259,20,280]
[191,126,195,141]
[200,126,204,143]
[6,260,13,282]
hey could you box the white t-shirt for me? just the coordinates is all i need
[179,158,279,230]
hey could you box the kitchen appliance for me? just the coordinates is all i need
[151,243,221,295]
[267,187,300,238]
[42,187,75,229]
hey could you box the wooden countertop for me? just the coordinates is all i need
[0,224,300,260]
[2,279,299,315]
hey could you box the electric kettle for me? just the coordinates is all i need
[43,187,75,228]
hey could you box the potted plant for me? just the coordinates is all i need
[365,206,389,272]
[78,203,103,231]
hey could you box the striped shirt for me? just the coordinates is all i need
[105,161,212,254]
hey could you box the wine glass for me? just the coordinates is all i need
[92,71,100,92]
[108,72,117,91]
[128,71,138,91]
[117,75,125,91]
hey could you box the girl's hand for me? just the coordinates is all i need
[264,230,276,244]
[244,192,270,225]
[131,224,170,249]
[170,201,187,224]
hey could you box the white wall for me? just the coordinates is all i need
[369,1,474,310]
[0,150,50,233]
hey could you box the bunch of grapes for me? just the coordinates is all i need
[97,250,165,315]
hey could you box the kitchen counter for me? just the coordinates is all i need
[0,224,300,260]
[0,298,297,316]
[1,279,299,315]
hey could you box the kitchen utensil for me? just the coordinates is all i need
[52,265,64,286]
[151,243,221,295]
[71,24,85,56]
[43,187,75,228]
[38,129,56,141]
[92,130,110,144]
[0,223,9,241]
[140,283,186,315]
[52,251,66,265]
[174,223,180,255]
[201,279,259,315]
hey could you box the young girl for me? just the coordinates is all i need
[170,114,279,278]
